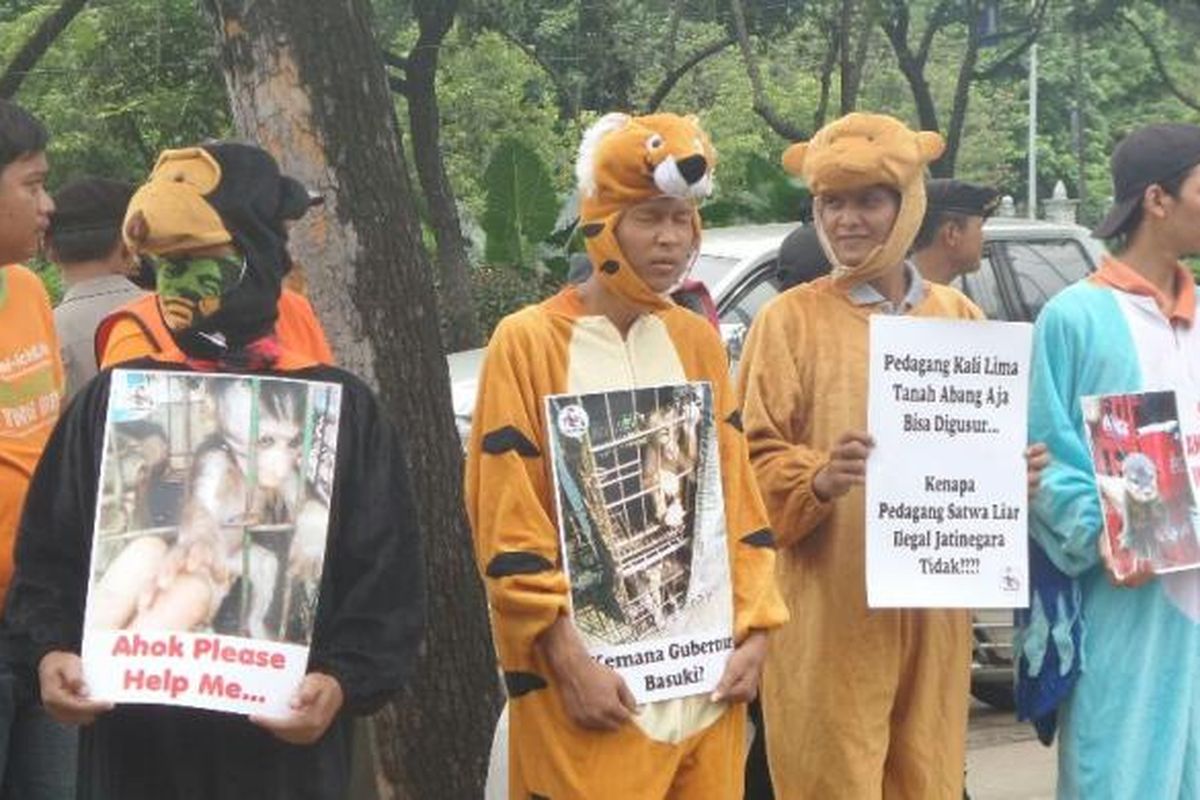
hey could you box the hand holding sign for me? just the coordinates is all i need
[39,651,113,725]
[813,431,876,502]
[710,629,767,703]
[251,672,344,745]
[539,616,636,731]
[1026,443,1049,497]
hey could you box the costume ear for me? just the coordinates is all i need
[916,131,946,164]
[781,142,808,177]
[277,176,312,222]
[576,112,632,197]
[151,148,222,196]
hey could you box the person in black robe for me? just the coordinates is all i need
[2,142,425,800]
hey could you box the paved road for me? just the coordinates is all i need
[967,702,1056,800]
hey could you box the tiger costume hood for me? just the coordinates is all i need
[576,112,716,310]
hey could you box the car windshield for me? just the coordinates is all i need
[688,254,739,292]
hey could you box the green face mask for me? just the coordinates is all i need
[153,253,246,332]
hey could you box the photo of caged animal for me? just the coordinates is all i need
[87,370,342,645]
[548,382,729,647]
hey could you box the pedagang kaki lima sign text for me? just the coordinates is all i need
[865,316,1032,608]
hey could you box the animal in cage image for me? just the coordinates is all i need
[86,370,342,645]
[1083,390,1200,578]
[547,382,732,646]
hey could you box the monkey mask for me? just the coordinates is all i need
[123,142,312,361]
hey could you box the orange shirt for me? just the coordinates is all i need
[0,265,64,600]
[97,289,335,368]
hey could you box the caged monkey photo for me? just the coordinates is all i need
[547,382,731,648]
[86,370,342,646]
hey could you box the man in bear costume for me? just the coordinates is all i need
[737,112,1044,798]
[466,112,787,799]
[2,142,425,800]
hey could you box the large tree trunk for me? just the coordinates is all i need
[200,2,503,798]
[407,0,481,352]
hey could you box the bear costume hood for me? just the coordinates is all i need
[782,113,944,289]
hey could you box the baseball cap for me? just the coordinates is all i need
[1093,123,1200,239]
[925,179,1001,218]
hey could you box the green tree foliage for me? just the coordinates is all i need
[11,0,1200,326]
[1,0,230,186]
[481,137,559,267]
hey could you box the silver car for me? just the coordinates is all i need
[448,219,1106,709]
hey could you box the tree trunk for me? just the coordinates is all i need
[729,0,807,141]
[406,2,481,352]
[938,6,981,178]
[200,2,503,798]
[0,0,89,99]
[842,0,874,113]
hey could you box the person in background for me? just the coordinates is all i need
[0,97,73,800]
[910,179,1000,287]
[775,224,831,290]
[46,178,146,399]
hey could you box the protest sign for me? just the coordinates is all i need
[545,382,733,703]
[866,316,1032,608]
[82,369,342,717]
[1083,390,1200,578]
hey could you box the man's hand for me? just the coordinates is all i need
[812,431,875,502]
[1026,443,1050,497]
[1098,524,1155,589]
[38,651,112,725]
[250,672,344,745]
[538,616,636,731]
[711,629,768,704]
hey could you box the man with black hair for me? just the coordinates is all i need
[0,98,72,800]
[1018,122,1200,796]
[911,179,1000,286]
[775,225,831,290]
[47,178,146,399]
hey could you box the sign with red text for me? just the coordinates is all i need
[866,316,1032,608]
[81,370,342,716]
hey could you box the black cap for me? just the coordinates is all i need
[925,179,1001,218]
[1093,123,1200,239]
[777,225,831,289]
[49,177,135,236]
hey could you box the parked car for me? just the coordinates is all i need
[447,218,1106,710]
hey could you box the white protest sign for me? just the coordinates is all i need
[82,369,343,717]
[866,316,1032,608]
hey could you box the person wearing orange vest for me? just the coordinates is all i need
[3,142,423,800]
[95,271,333,368]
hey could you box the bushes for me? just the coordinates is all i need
[470,262,559,339]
